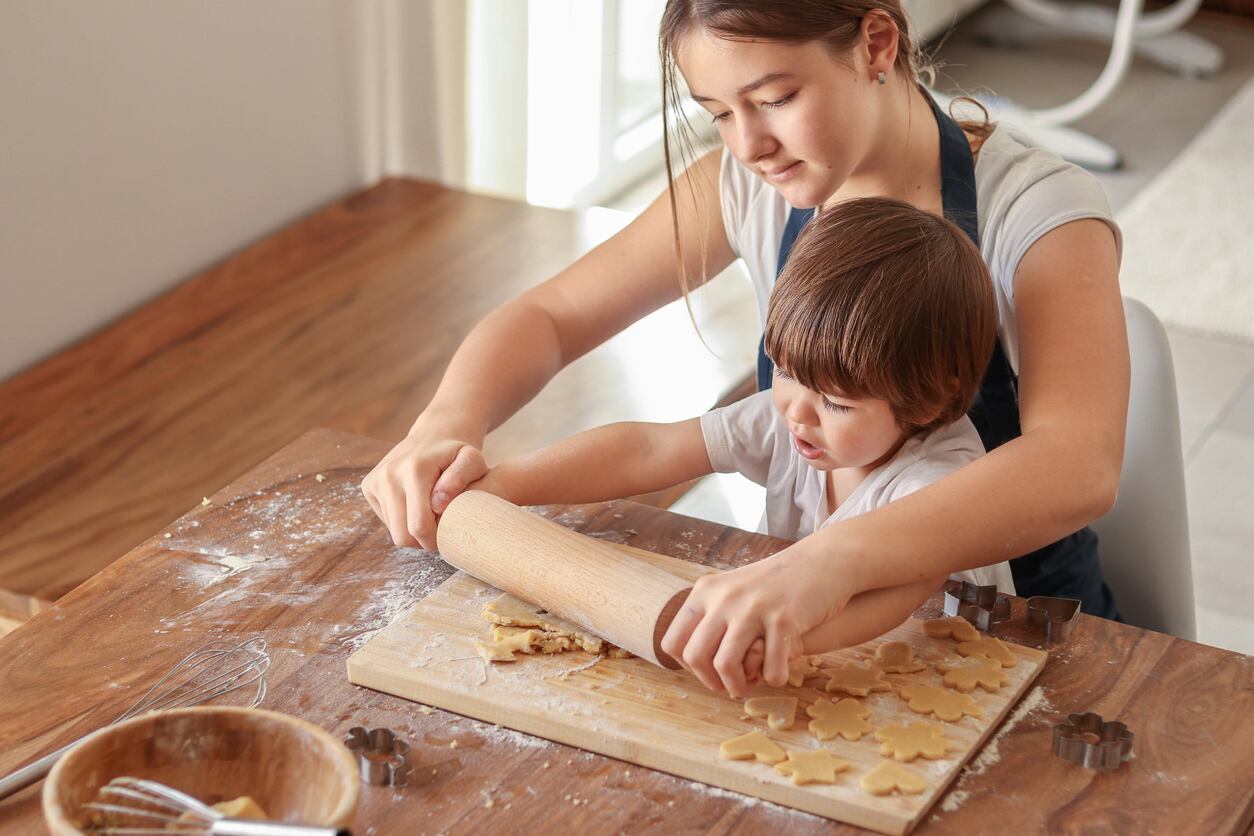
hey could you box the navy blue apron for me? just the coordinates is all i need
[757,94,1120,621]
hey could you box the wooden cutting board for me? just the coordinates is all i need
[348,547,1047,835]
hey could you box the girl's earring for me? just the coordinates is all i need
[877,71,887,85]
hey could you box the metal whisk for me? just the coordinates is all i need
[0,637,270,800]
[82,776,347,835]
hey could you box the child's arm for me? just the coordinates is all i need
[473,418,713,506]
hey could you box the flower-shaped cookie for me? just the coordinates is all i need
[822,662,892,697]
[921,616,979,642]
[956,634,1018,667]
[874,641,927,673]
[860,761,928,796]
[744,696,798,730]
[899,683,983,721]
[806,698,871,742]
[773,749,852,785]
[874,721,956,761]
[937,658,1010,693]
[719,731,786,764]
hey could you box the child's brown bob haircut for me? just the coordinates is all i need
[764,197,997,434]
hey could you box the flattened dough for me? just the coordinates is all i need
[899,683,983,721]
[744,696,798,731]
[874,641,927,673]
[874,721,956,761]
[822,662,892,697]
[478,592,631,661]
[773,749,851,785]
[922,616,980,642]
[482,593,606,653]
[806,698,871,742]
[860,761,928,796]
[956,634,1017,667]
[719,731,786,765]
[937,658,1010,693]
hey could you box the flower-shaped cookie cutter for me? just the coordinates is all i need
[345,726,412,787]
[1027,596,1082,644]
[943,580,1011,632]
[1052,712,1133,771]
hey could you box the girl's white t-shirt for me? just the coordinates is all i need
[718,123,1124,375]
[701,390,1015,593]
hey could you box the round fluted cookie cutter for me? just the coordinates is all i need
[344,726,412,787]
[1052,712,1133,771]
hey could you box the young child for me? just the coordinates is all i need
[465,196,1013,676]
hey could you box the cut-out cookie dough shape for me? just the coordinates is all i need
[899,683,983,722]
[822,662,892,697]
[874,641,927,673]
[922,616,979,642]
[806,698,871,742]
[719,731,787,765]
[874,721,956,761]
[745,696,798,731]
[773,749,852,785]
[937,658,1011,693]
[956,634,1018,668]
[860,761,929,796]
[788,655,823,687]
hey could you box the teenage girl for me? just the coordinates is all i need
[361,1,1129,695]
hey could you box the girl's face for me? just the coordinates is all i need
[677,31,882,208]
[771,368,907,474]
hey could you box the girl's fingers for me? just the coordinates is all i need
[762,622,793,688]
[381,483,419,548]
[401,470,434,549]
[713,622,762,698]
[660,595,703,667]
[743,637,766,685]
[431,447,486,514]
[361,478,383,522]
[681,616,729,693]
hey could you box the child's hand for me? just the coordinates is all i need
[431,447,489,510]
[660,543,852,698]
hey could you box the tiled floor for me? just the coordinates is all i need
[603,9,1254,655]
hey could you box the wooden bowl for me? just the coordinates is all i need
[43,706,359,834]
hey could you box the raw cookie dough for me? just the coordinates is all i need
[822,662,893,697]
[773,749,852,785]
[788,655,823,687]
[899,683,983,721]
[922,616,980,642]
[956,634,1017,667]
[874,641,927,673]
[874,721,956,761]
[719,731,787,765]
[744,696,798,730]
[475,626,556,662]
[860,761,928,796]
[806,698,871,742]
[937,658,1011,693]
[478,592,631,661]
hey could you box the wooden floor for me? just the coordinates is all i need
[0,179,752,600]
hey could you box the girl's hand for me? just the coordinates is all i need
[361,418,487,550]
[660,544,852,698]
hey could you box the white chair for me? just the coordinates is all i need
[1091,298,1195,639]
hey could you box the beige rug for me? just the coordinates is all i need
[1117,73,1254,344]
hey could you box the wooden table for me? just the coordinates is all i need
[2,429,1251,834]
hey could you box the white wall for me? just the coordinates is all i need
[0,0,446,381]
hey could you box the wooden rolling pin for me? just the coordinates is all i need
[436,490,692,668]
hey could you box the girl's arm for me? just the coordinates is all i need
[663,218,1129,693]
[472,418,713,507]
[361,149,732,549]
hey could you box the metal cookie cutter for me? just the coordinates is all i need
[943,580,1011,632]
[1027,596,1082,643]
[345,726,412,787]
[1052,712,1133,771]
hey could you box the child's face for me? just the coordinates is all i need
[771,369,907,473]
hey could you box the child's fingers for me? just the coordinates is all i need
[660,594,703,669]
[763,624,793,688]
[713,623,762,698]
[743,638,765,684]
[679,615,729,694]
[431,446,487,514]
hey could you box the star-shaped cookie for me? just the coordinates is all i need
[956,634,1018,667]
[899,683,983,721]
[937,658,1011,693]
[773,749,852,785]
[874,641,927,673]
[860,761,929,796]
[822,662,892,697]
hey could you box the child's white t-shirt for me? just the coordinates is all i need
[700,390,1016,594]
[718,124,1123,375]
